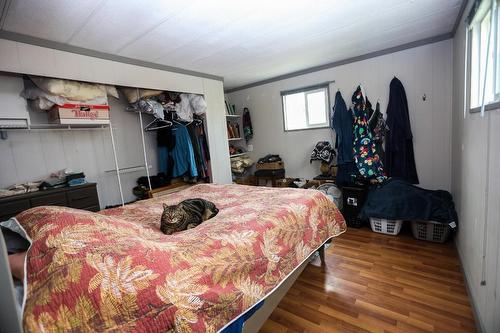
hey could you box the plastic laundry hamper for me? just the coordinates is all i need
[411,220,450,243]
[369,217,403,235]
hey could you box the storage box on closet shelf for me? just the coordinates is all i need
[411,220,450,243]
[369,217,403,236]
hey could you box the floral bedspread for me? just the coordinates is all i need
[16,184,346,332]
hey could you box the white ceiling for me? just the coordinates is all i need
[0,0,462,89]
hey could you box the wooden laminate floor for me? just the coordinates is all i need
[259,227,476,333]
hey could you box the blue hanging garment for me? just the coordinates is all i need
[158,124,198,178]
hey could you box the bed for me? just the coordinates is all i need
[1,183,346,333]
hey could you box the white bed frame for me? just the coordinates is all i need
[0,227,326,333]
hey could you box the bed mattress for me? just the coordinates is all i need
[15,184,346,332]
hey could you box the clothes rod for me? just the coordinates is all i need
[1,125,110,131]
[105,165,153,174]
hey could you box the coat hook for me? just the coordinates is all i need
[422,94,427,101]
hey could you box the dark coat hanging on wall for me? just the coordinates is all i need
[331,91,353,165]
[332,91,360,186]
[385,77,419,184]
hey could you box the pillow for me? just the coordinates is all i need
[30,76,108,101]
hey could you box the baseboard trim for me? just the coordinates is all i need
[454,239,485,333]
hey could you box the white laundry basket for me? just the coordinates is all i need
[369,217,403,235]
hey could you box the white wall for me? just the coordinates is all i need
[451,1,500,332]
[227,40,453,191]
[0,39,232,207]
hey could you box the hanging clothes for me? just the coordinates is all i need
[352,86,386,183]
[368,101,389,160]
[331,91,354,165]
[158,124,198,178]
[366,97,374,119]
[157,127,175,181]
[243,107,253,142]
[187,123,204,177]
[385,77,419,184]
[331,91,359,186]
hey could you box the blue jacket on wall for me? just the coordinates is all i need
[331,91,353,165]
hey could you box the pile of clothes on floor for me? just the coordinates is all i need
[133,173,171,199]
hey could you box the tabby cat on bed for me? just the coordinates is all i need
[160,198,219,235]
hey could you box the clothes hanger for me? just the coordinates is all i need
[144,118,172,131]
[171,117,191,127]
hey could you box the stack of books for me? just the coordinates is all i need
[225,101,237,115]
[227,121,241,138]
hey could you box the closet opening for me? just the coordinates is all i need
[0,72,213,208]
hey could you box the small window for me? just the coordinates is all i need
[468,0,499,109]
[282,85,329,131]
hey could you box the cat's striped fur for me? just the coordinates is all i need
[160,198,219,235]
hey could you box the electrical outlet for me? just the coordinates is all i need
[247,144,253,152]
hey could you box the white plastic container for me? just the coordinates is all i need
[369,217,403,235]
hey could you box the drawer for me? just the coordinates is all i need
[30,192,67,207]
[67,187,99,209]
[0,199,30,220]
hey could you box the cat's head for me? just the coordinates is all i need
[161,203,185,235]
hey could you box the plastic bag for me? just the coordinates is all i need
[190,94,207,115]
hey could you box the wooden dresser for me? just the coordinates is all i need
[0,183,100,221]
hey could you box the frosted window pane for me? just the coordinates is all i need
[479,13,494,105]
[307,91,327,125]
[471,25,480,107]
[283,92,306,130]
[496,7,500,96]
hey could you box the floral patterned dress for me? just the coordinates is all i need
[351,86,387,183]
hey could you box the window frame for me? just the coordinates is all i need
[281,83,330,132]
[467,0,500,113]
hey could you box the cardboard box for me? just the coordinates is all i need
[49,104,110,125]
[256,161,284,170]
